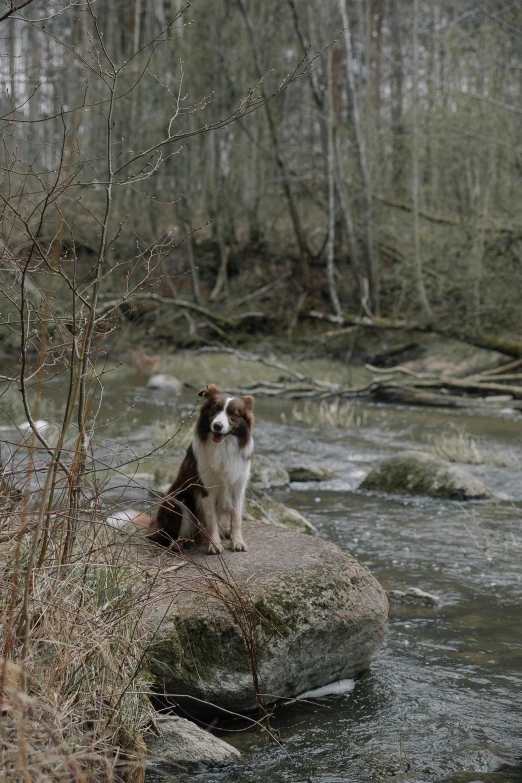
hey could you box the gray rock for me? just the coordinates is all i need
[245,487,317,535]
[146,716,240,769]
[359,450,492,501]
[387,587,441,607]
[147,374,183,394]
[287,464,337,482]
[250,454,290,489]
[148,520,388,716]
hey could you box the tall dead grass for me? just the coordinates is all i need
[291,398,367,429]
[431,425,519,468]
[0,492,159,782]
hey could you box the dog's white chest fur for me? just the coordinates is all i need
[193,434,253,489]
[192,432,253,553]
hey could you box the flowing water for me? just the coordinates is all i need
[2,356,522,783]
[143,395,521,783]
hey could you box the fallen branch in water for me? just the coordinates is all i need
[479,357,522,376]
[194,345,341,390]
[192,345,522,408]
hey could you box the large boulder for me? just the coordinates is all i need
[146,716,240,770]
[148,521,388,717]
[359,450,492,500]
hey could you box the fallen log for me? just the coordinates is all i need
[195,346,341,391]
[401,376,522,399]
[372,383,522,410]
[192,344,522,408]
[308,310,522,359]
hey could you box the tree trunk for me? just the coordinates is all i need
[338,0,379,314]
[238,0,311,287]
[411,0,432,323]
[325,46,342,316]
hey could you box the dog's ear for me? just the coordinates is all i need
[242,395,254,410]
[198,384,220,399]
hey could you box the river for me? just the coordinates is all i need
[3,353,522,782]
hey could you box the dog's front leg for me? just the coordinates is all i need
[229,482,248,552]
[219,512,231,539]
[198,495,223,555]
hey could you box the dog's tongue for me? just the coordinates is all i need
[212,432,225,444]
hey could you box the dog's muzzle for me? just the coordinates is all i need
[211,420,228,444]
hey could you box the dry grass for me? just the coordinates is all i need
[291,398,367,429]
[0,423,268,781]
[431,426,519,468]
[0,496,158,783]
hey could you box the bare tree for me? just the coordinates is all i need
[338,0,379,314]
[411,0,433,323]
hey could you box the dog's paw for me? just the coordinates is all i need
[230,538,248,552]
[206,541,224,555]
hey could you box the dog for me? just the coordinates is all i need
[149,384,254,554]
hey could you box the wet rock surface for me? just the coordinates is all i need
[287,464,338,482]
[359,450,493,500]
[148,521,388,717]
[146,716,240,769]
[386,586,441,606]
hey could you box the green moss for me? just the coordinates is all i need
[360,452,491,500]
[253,596,300,637]
[149,613,251,688]
[362,460,436,495]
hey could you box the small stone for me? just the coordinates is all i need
[147,374,183,394]
[287,465,337,482]
[387,587,441,606]
[146,716,240,769]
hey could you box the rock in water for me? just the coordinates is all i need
[146,716,240,769]
[147,374,183,394]
[287,464,337,482]
[250,454,290,489]
[148,521,388,717]
[387,587,441,607]
[359,450,492,501]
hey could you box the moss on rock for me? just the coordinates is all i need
[148,521,388,716]
[359,450,493,500]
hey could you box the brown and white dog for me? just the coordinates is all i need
[150,384,254,554]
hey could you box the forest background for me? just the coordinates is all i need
[2,0,521,357]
